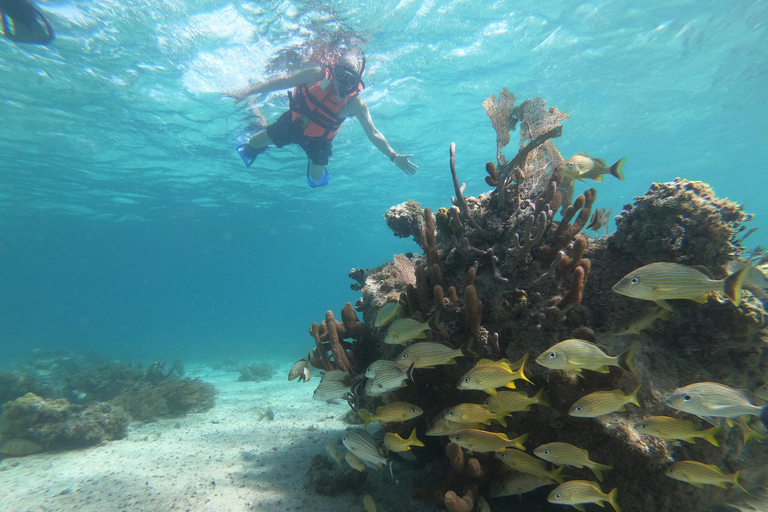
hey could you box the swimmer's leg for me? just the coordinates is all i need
[236,129,272,167]
[306,160,329,188]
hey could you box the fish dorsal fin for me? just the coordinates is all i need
[577,152,591,158]
[477,358,500,366]
[593,158,607,167]
[692,265,714,279]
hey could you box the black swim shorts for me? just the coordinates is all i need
[266,111,333,166]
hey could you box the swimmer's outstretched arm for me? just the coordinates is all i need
[348,96,418,175]
[222,67,325,105]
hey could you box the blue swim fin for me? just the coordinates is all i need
[306,167,330,188]
[236,144,266,168]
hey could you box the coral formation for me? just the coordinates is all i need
[300,91,768,511]
[0,393,130,453]
[238,362,275,382]
[112,378,217,422]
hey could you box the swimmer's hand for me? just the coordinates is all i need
[393,154,418,175]
[221,89,251,105]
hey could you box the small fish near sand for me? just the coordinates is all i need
[633,416,721,447]
[325,442,343,468]
[665,381,768,428]
[569,386,641,418]
[457,355,533,395]
[257,406,274,421]
[612,262,751,311]
[558,153,626,182]
[534,442,613,482]
[342,430,393,478]
[395,341,464,370]
[0,437,43,457]
[547,480,621,512]
[536,339,636,378]
[665,461,746,492]
[288,354,312,382]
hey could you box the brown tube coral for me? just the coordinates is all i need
[464,285,483,334]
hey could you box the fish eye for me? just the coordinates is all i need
[543,450,550,455]
[454,435,461,441]
[401,354,408,359]
[449,411,455,417]
[554,493,562,500]
[576,406,583,412]
[639,424,647,429]
[549,352,557,359]
[631,277,639,285]
[464,377,470,383]
[410,408,417,413]
[484,400,491,406]
[683,394,693,402]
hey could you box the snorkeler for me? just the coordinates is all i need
[223,51,417,188]
[0,0,54,45]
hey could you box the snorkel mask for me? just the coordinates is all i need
[333,55,366,96]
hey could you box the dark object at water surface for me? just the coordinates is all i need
[0,0,54,45]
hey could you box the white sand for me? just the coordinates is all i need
[0,363,435,512]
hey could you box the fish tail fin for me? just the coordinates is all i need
[358,411,373,428]
[724,263,751,306]
[408,427,425,447]
[619,344,639,376]
[610,157,626,181]
[427,309,442,333]
[518,353,534,384]
[607,488,622,512]
[591,463,613,482]
[510,433,528,451]
[733,471,749,494]
[703,426,722,447]
[533,387,550,407]
[551,465,565,484]
[628,385,641,407]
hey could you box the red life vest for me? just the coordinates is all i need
[289,68,364,140]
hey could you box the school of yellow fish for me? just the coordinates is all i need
[298,246,768,511]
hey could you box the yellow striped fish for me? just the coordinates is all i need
[365,364,414,396]
[488,471,558,498]
[444,403,510,427]
[395,342,464,370]
[312,380,351,402]
[484,388,549,413]
[666,461,746,492]
[547,481,621,512]
[345,450,366,473]
[533,442,612,481]
[495,449,564,483]
[375,301,401,327]
[384,428,425,452]
[358,402,423,427]
[665,382,767,424]
[425,415,483,436]
[569,386,641,417]
[342,430,393,478]
[448,429,527,453]
[457,355,533,394]
[383,312,439,345]
[612,262,751,310]
[633,416,721,446]
[536,340,636,377]
[365,359,399,379]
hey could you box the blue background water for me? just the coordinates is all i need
[1,0,766,365]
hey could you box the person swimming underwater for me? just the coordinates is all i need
[0,0,54,45]
[222,50,417,188]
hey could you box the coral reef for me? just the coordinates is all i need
[112,378,217,422]
[301,91,768,511]
[238,362,275,382]
[0,393,130,453]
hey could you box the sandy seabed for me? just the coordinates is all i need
[0,363,435,512]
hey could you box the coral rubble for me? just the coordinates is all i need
[302,91,768,511]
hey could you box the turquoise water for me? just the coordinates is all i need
[1,0,766,364]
